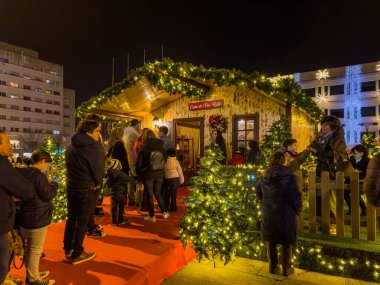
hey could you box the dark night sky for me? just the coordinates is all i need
[0,0,379,106]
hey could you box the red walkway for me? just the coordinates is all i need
[10,187,196,285]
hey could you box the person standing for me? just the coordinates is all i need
[244,141,261,165]
[17,150,58,285]
[158,126,175,152]
[163,148,184,212]
[84,114,106,238]
[256,151,302,277]
[136,130,169,222]
[123,119,141,205]
[0,131,34,285]
[345,144,369,215]
[63,120,104,265]
[211,130,227,165]
[107,127,129,174]
[363,138,380,230]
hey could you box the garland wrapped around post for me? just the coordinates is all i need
[361,132,379,158]
[180,145,261,264]
[41,136,68,222]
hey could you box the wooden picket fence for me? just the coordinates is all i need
[293,170,377,241]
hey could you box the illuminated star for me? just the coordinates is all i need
[376,64,380,72]
[316,69,330,80]
[316,93,328,104]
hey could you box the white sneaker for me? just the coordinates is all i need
[163,212,170,219]
[144,216,156,222]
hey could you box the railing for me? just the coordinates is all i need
[294,170,377,241]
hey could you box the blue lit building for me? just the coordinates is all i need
[295,62,380,146]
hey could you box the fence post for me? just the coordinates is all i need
[367,201,377,241]
[321,171,330,235]
[308,171,317,233]
[335,172,345,237]
[350,171,360,239]
[294,170,303,232]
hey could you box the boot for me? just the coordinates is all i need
[282,244,294,277]
[265,242,281,274]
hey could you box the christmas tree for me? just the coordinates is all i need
[260,118,292,168]
[180,145,261,264]
[361,132,379,158]
[41,136,68,222]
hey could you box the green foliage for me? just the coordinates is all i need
[361,132,379,158]
[78,59,324,121]
[42,136,67,222]
[238,231,380,283]
[180,145,260,264]
[260,118,292,168]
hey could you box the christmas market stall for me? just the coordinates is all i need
[78,59,322,182]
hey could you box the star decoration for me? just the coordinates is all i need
[316,93,328,104]
[316,69,330,80]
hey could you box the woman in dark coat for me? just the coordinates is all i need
[256,151,302,276]
[244,140,262,165]
[211,130,227,165]
[107,127,129,174]
[345,144,369,215]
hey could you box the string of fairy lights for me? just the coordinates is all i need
[77,58,324,121]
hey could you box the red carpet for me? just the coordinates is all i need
[10,187,196,285]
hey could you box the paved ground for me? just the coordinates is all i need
[162,257,376,285]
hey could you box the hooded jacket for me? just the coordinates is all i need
[16,167,58,229]
[256,165,302,245]
[136,138,165,180]
[66,132,105,190]
[106,168,134,194]
[0,156,34,234]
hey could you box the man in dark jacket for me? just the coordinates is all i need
[136,134,169,222]
[63,120,104,265]
[0,131,34,284]
[256,151,302,277]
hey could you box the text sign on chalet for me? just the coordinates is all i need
[188,99,224,111]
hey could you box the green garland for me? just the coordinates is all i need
[77,59,324,121]
[361,132,380,158]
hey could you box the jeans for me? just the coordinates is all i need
[20,226,48,282]
[0,233,9,283]
[143,178,166,217]
[163,178,179,211]
[87,190,101,233]
[111,193,126,224]
[63,189,94,259]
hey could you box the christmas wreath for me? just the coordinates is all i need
[209,114,227,132]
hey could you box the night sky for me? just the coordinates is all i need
[0,0,379,106]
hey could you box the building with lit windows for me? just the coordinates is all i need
[0,41,75,154]
[295,61,380,146]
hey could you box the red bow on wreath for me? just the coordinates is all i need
[209,115,227,132]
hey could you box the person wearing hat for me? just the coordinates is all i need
[106,159,134,226]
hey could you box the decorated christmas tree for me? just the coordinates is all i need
[361,132,379,158]
[260,118,292,168]
[180,145,261,264]
[41,136,68,222]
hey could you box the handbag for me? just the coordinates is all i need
[8,229,25,269]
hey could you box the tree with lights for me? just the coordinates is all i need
[361,132,379,158]
[260,118,292,168]
[41,136,68,222]
[180,145,261,264]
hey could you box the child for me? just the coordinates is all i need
[106,158,134,226]
[163,148,184,212]
[17,150,58,285]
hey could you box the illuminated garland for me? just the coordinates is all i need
[361,133,380,158]
[77,59,324,121]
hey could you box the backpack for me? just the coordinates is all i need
[149,150,165,171]
[8,229,25,269]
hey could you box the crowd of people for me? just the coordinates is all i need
[1,114,380,283]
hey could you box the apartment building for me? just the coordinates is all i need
[0,41,75,154]
[295,61,380,146]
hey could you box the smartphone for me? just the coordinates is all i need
[53,177,61,182]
